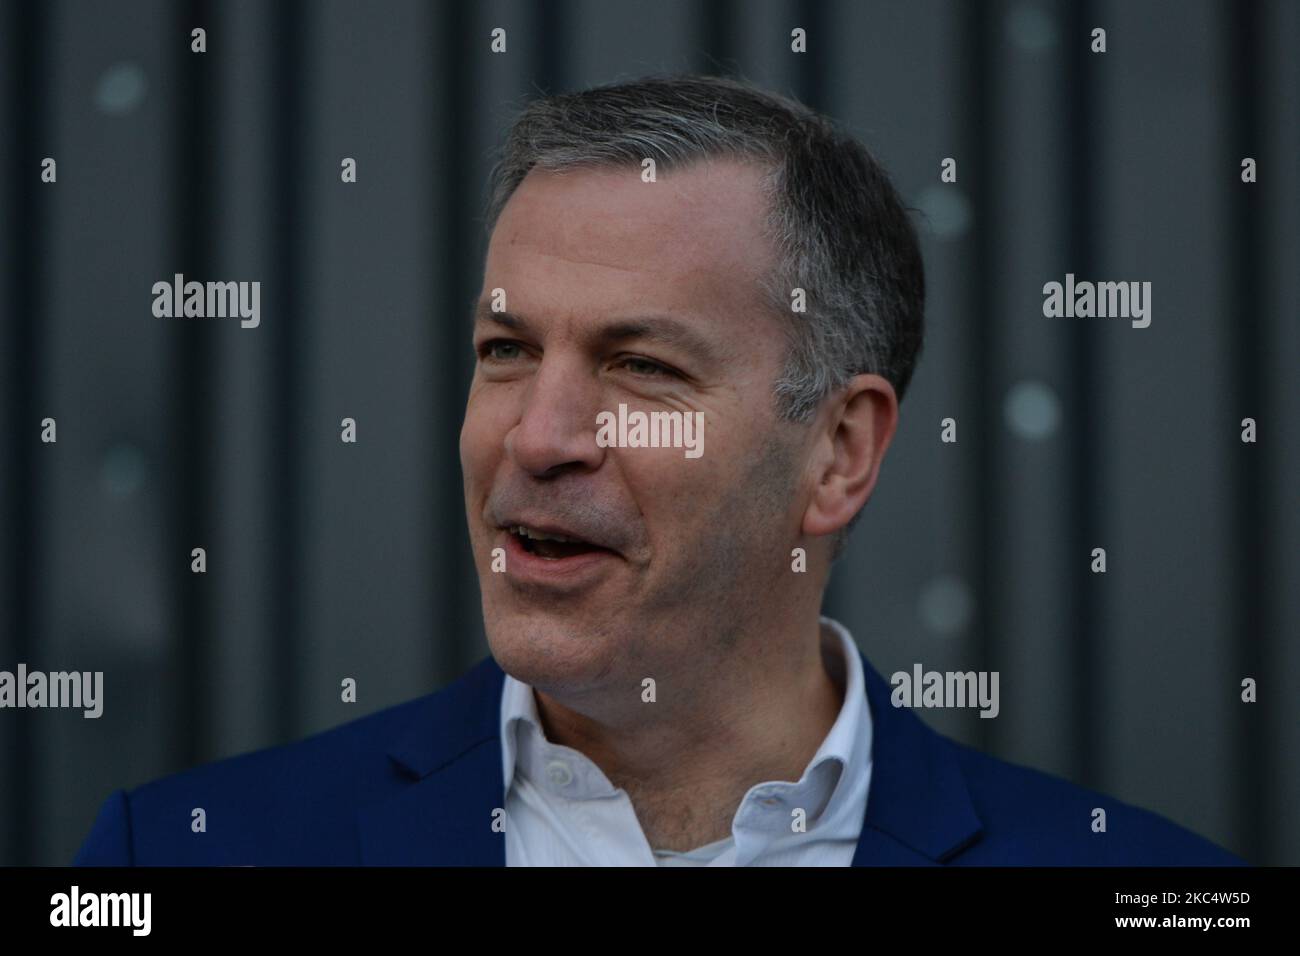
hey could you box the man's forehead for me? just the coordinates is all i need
[488,160,772,280]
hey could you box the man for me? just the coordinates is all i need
[76,74,1241,866]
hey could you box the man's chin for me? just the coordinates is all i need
[483,614,620,693]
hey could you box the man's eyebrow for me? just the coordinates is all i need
[596,317,721,365]
[472,302,526,331]
[472,304,721,365]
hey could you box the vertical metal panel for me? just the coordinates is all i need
[698,0,739,75]
[0,0,46,867]
[206,0,281,759]
[170,0,218,775]
[787,0,828,110]
[528,0,572,94]
[266,0,307,745]
[430,0,490,681]
[568,0,699,84]
[1096,0,1235,847]
[295,0,440,734]
[1062,0,1103,798]
[38,0,176,864]
[1224,0,1267,865]
[957,0,999,760]
[830,0,982,747]
[983,0,1076,779]
[723,0,786,85]
[0,0,11,864]
[1263,0,1299,868]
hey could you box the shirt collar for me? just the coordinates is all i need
[723,615,871,861]
[500,669,624,800]
[499,615,873,859]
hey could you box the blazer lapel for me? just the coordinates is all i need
[358,655,508,865]
[357,646,985,866]
[851,649,985,865]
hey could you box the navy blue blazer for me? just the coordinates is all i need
[74,650,1244,866]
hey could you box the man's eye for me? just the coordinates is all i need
[480,340,523,361]
[618,356,672,377]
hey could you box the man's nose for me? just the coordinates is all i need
[505,356,605,477]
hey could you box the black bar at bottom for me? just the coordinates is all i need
[0,864,1288,940]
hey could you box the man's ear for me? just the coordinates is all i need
[801,374,899,539]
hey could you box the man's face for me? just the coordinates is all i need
[461,159,808,701]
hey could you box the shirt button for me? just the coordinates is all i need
[546,760,573,787]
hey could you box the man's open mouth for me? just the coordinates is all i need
[508,525,616,560]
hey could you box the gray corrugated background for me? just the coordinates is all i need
[1,0,1295,866]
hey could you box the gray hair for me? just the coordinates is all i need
[483,73,925,557]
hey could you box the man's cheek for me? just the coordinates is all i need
[458,404,485,471]
[461,405,504,473]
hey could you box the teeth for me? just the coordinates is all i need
[512,525,578,544]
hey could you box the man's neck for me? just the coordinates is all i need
[532,618,846,853]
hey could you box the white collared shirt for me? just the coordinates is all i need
[499,616,873,866]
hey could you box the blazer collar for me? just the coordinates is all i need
[361,646,984,866]
[358,655,508,865]
[852,650,984,864]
